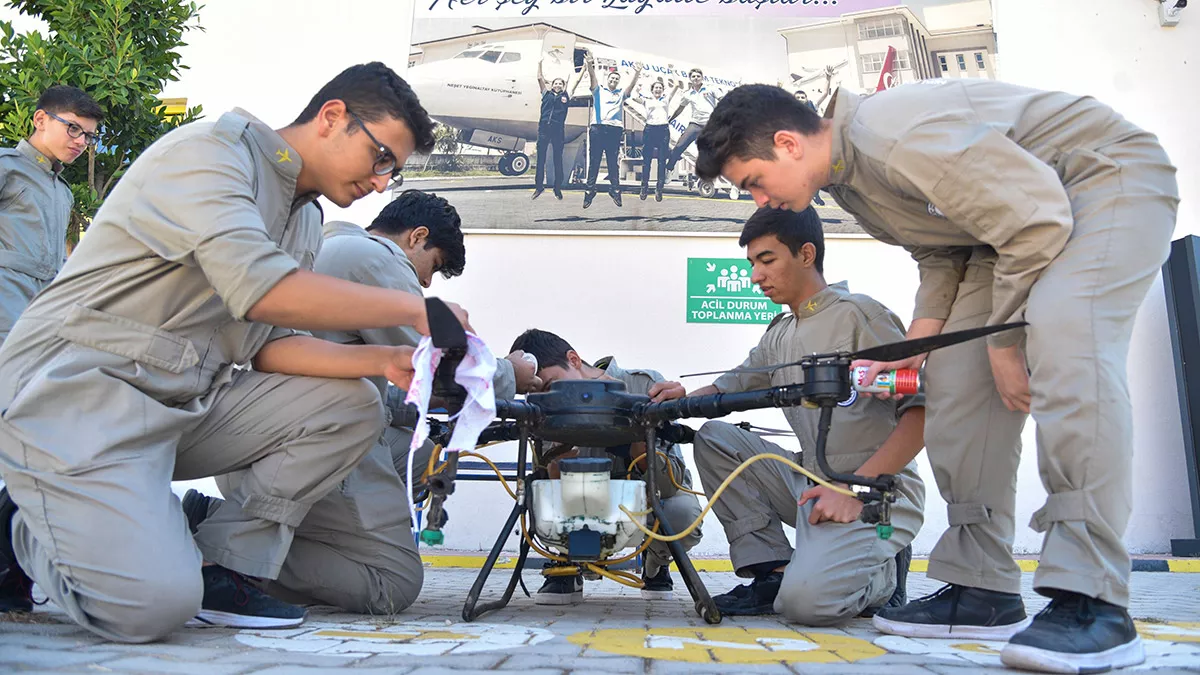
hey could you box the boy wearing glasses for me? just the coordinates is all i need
[182,190,542,614]
[0,63,470,642]
[0,85,103,344]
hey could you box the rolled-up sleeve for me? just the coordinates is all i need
[886,120,1073,347]
[126,134,300,321]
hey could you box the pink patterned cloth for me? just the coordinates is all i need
[401,333,498,533]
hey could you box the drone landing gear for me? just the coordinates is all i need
[463,432,534,622]
[645,426,721,624]
[460,426,722,624]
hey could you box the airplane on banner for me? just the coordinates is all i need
[404,32,772,199]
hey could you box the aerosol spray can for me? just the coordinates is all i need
[852,367,921,396]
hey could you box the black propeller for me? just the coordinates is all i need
[681,321,1027,378]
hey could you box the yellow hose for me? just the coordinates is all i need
[621,452,856,542]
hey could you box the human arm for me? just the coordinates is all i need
[798,406,925,524]
[251,334,416,389]
[537,60,548,94]
[622,62,643,99]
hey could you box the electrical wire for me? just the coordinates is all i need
[620,452,857,543]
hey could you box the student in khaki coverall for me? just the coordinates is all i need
[695,79,1178,673]
[0,63,470,643]
[0,86,102,343]
[185,190,540,614]
[508,327,705,604]
[652,206,925,624]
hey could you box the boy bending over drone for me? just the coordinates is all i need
[508,329,704,605]
[651,206,926,624]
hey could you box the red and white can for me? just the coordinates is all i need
[852,367,921,396]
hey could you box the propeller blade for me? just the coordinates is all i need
[680,360,806,378]
[681,322,1028,378]
[426,297,467,350]
[852,322,1027,363]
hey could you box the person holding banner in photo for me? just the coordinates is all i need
[581,53,641,209]
[631,79,682,202]
[532,60,584,201]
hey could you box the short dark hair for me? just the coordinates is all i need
[292,62,435,154]
[368,190,466,278]
[695,84,822,181]
[37,85,103,122]
[689,68,704,78]
[739,206,824,274]
[795,89,807,97]
[509,329,575,370]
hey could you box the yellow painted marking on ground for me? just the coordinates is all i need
[569,627,884,664]
[950,642,1003,654]
[312,629,473,642]
[1168,559,1200,573]
[1137,621,1200,643]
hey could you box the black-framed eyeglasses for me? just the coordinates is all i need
[44,111,99,146]
[345,107,404,188]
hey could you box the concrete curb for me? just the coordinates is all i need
[418,554,1200,573]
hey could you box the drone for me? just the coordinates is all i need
[398,298,1025,624]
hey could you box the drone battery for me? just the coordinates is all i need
[560,457,613,518]
[852,367,921,396]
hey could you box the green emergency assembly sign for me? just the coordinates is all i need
[687,258,784,324]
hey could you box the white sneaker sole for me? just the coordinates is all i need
[641,589,675,601]
[186,609,306,629]
[534,591,583,606]
[1000,636,1145,674]
[873,614,1033,640]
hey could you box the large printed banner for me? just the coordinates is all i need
[420,0,901,19]
[401,1,991,235]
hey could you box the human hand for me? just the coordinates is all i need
[798,485,863,524]
[505,350,545,394]
[649,381,686,402]
[988,344,1031,413]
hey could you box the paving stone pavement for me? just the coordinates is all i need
[3,567,1200,673]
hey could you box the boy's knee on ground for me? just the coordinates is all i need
[340,561,425,615]
[774,567,875,627]
[96,561,204,643]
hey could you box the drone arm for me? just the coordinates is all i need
[640,386,806,423]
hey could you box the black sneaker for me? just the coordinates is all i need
[182,489,218,535]
[534,565,583,606]
[582,191,595,209]
[553,188,563,200]
[640,185,649,201]
[655,187,663,202]
[713,571,782,616]
[610,191,622,207]
[531,188,544,201]
[0,488,34,613]
[1001,591,1145,674]
[189,565,306,628]
[641,566,673,601]
[873,583,1030,640]
[860,544,912,618]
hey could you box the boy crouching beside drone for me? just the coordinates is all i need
[650,206,926,624]
[508,329,705,605]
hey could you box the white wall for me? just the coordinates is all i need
[993,0,1200,554]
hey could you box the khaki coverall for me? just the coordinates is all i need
[0,140,72,343]
[822,79,1179,606]
[0,110,384,643]
[240,221,515,613]
[574,357,703,577]
[698,282,926,625]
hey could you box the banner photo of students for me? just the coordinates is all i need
[402,0,998,233]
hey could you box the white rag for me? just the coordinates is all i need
[402,333,498,535]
